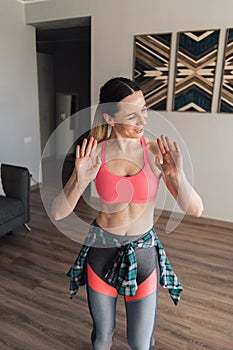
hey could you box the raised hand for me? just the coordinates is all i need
[75,136,101,184]
[51,137,101,220]
[155,135,183,181]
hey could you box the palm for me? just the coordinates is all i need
[75,137,101,183]
[156,136,183,180]
[76,156,99,181]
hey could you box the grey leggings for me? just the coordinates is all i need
[86,244,159,350]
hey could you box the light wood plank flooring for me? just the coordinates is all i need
[0,188,232,349]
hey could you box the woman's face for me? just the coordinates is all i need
[111,90,148,138]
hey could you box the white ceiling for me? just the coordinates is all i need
[16,0,49,4]
[15,0,90,30]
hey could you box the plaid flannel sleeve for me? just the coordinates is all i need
[67,244,90,299]
[156,239,183,305]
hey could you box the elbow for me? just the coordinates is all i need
[188,201,204,218]
[52,213,62,221]
[51,209,61,221]
[51,197,66,221]
[51,205,70,221]
[193,206,204,217]
[196,198,204,217]
[51,204,63,221]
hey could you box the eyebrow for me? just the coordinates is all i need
[125,105,147,117]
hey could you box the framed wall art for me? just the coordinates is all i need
[218,28,233,113]
[173,30,220,112]
[134,33,172,110]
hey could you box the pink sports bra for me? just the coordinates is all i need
[95,136,160,204]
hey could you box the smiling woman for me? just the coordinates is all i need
[102,91,148,139]
[51,77,203,350]
[90,77,143,142]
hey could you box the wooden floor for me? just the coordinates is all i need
[0,188,232,350]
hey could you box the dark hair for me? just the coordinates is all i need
[91,77,141,141]
[99,77,140,103]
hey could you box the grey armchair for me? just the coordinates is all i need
[0,164,30,237]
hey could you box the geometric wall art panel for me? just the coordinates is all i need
[134,33,172,110]
[173,30,220,112]
[218,28,233,113]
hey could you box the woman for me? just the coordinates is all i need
[52,77,204,350]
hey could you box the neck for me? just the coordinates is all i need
[107,132,142,153]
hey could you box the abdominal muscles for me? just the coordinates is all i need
[96,201,155,236]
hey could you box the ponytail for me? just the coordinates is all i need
[90,105,109,142]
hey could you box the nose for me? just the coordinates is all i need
[136,113,147,125]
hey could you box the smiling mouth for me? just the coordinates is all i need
[135,128,144,133]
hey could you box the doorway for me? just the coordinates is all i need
[35,16,91,185]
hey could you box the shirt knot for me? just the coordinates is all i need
[105,241,138,296]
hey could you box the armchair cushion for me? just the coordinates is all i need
[0,164,30,237]
[1,164,30,223]
[0,196,24,225]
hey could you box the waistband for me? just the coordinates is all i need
[86,219,156,248]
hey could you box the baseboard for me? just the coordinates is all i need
[30,183,40,191]
[155,209,233,230]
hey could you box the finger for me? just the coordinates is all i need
[174,141,180,152]
[157,137,166,155]
[80,138,88,157]
[76,145,80,158]
[165,136,175,152]
[85,136,94,156]
[90,139,98,158]
[161,135,169,152]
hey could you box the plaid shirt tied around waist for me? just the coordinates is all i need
[67,222,183,305]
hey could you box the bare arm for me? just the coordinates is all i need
[164,169,204,217]
[51,170,89,221]
[51,137,101,221]
[155,135,204,217]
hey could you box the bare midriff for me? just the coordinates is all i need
[96,201,155,236]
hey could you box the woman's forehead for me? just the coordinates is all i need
[118,91,146,114]
[120,90,145,104]
[117,102,143,115]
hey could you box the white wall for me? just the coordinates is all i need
[37,52,55,158]
[0,0,41,183]
[25,0,233,222]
